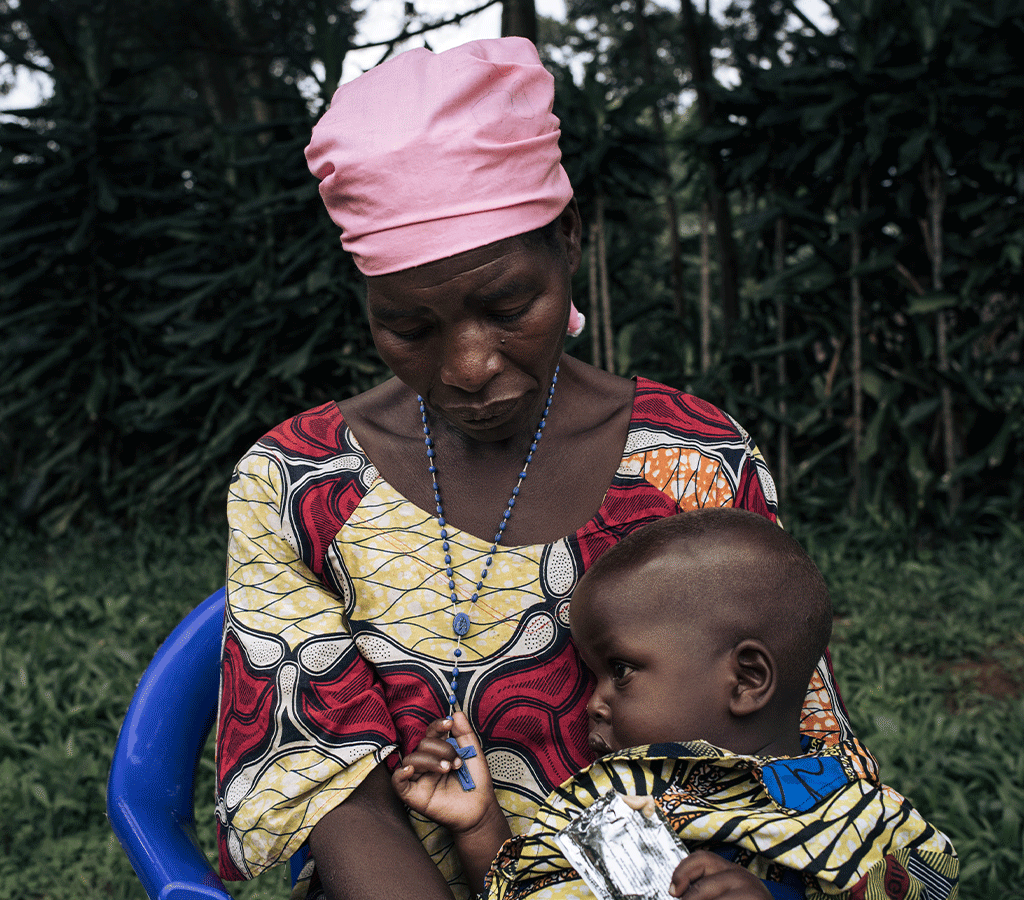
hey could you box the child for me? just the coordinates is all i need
[393,509,958,900]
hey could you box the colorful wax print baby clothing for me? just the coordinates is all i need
[488,739,958,900]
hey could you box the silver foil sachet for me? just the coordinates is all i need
[554,792,689,900]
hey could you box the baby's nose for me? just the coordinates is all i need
[586,691,610,722]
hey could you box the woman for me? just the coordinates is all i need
[215,37,845,900]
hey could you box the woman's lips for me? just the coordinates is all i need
[444,396,524,431]
[449,397,520,422]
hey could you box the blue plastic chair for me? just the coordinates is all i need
[107,587,305,900]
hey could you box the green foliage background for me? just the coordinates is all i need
[2,0,1022,535]
[548,0,1023,533]
[1,0,380,532]
[1,6,1022,898]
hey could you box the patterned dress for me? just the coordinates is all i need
[214,378,820,898]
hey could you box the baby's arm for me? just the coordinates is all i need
[392,712,512,894]
[670,850,772,899]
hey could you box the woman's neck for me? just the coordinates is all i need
[340,356,637,544]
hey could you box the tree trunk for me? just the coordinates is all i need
[588,220,602,370]
[920,157,959,513]
[700,198,712,373]
[501,0,537,42]
[774,215,789,501]
[595,191,615,374]
[634,0,685,321]
[850,177,865,510]
[680,0,740,334]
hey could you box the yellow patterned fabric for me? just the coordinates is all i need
[215,382,811,898]
[489,742,958,900]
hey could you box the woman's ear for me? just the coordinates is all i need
[559,197,583,275]
[728,639,776,717]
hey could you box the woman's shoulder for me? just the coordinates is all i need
[628,376,747,438]
[246,378,411,463]
[230,399,381,557]
[246,399,350,460]
[616,376,778,521]
[553,361,750,463]
[561,361,735,428]
[557,357,634,432]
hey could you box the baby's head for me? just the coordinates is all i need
[570,508,832,758]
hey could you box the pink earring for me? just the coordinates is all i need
[567,301,586,337]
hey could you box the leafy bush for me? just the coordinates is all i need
[2,0,1022,538]
[813,520,1024,897]
[1,93,382,532]
[0,521,294,899]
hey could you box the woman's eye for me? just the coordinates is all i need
[489,306,528,324]
[390,324,430,339]
[485,291,538,323]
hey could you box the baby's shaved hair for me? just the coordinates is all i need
[580,509,832,704]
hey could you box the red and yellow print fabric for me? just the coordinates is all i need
[214,379,840,900]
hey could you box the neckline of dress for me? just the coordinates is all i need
[338,376,646,548]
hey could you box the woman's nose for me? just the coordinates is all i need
[439,322,502,393]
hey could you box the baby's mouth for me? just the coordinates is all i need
[588,731,613,756]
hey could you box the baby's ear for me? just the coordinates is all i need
[728,639,776,716]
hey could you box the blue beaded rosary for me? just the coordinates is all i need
[417,365,560,717]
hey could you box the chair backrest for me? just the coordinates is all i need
[108,588,306,899]
[107,588,234,900]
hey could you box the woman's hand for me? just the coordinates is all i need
[392,712,499,834]
[669,850,773,899]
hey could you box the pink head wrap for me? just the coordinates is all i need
[305,37,574,276]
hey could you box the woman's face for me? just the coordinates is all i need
[365,205,582,442]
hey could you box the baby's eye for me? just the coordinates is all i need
[611,661,634,684]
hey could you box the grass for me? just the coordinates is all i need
[0,522,289,900]
[2,518,1022,899]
